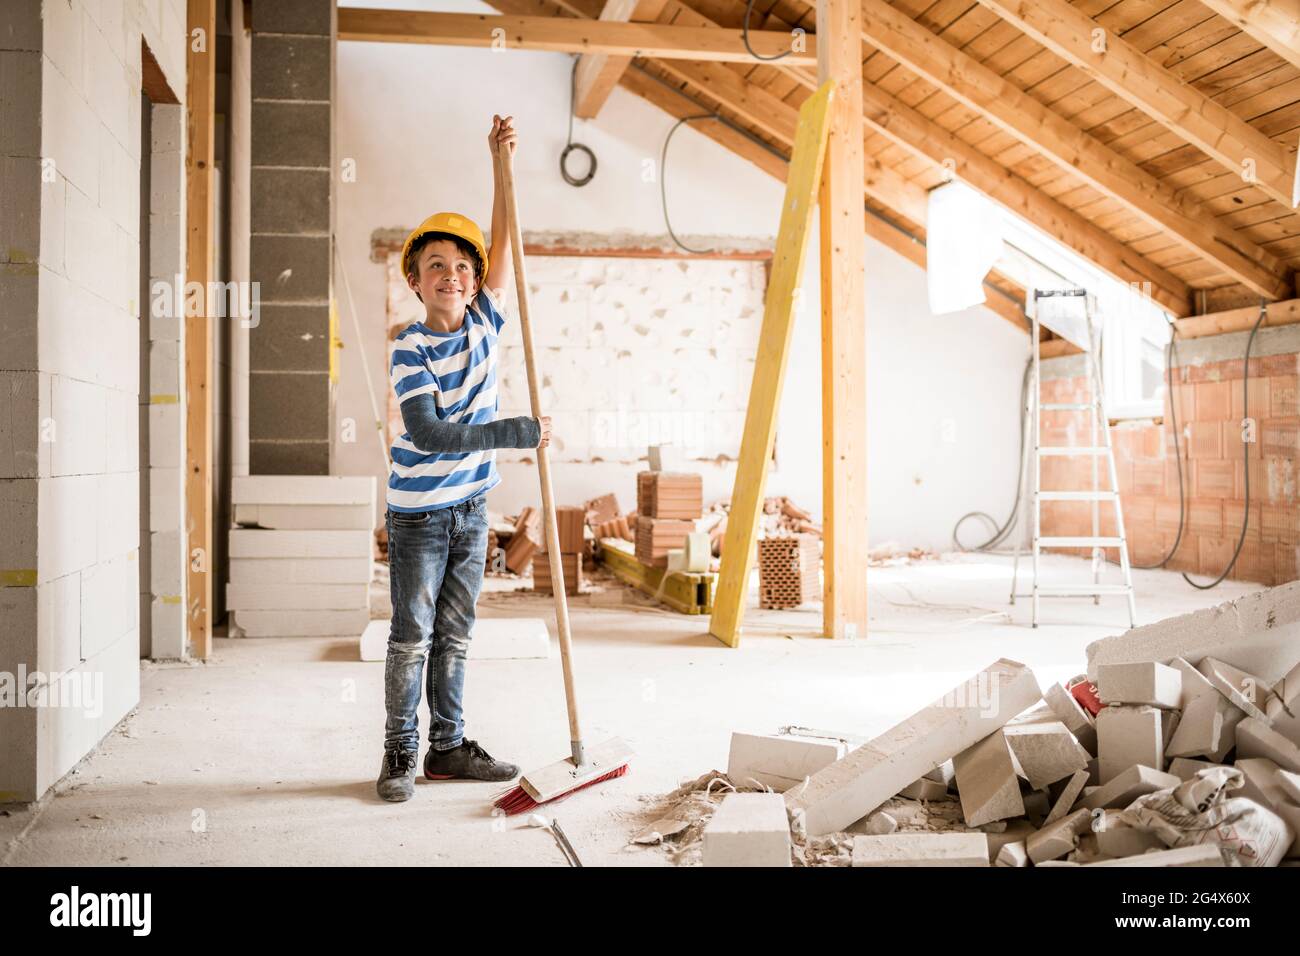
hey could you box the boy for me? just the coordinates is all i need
[377,115,551,802]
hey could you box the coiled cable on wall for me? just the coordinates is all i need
[560,57,596,187]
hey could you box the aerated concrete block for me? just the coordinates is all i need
[1005,714,1091,789]
[727,732,845,793]
[1094,824,1166,859]
[1082,765,1180,811]
[1085,845,1225,867]
[953,730,1024,826]
[1098,661,1182,709]
[995,841,1028,867]
[1044,769,1090,825]
[1085,581,1300,685]
[702,793,791,867]
[1044,682,1097,755]
[1236,717,1300,772]
[1167,757,1228,781]
[1026,808,1092,864]
[1097,705,1163,784]
[1266,659,1300,743]
[851,833,989,867]
[786,659,1042,836]
[1198,657,1272,722]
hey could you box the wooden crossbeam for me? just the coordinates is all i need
[1187,1,1300,75]
[337,8,815,63]
[708,82,834,648]
[572,0,667,118]
[974,0,1298,211]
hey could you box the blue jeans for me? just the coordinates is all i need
[383,494,489,753]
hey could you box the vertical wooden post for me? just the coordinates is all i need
[818,0,867,639]
[185,0,216,659]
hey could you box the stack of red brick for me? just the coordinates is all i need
[757,534,820,609]
[532,505,586,596]
[635,472,703,568]
[1039,351,1298,585]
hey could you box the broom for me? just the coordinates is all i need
[492,146,632,817]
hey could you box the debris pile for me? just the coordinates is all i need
[627,603,1300,866]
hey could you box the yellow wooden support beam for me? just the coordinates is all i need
[708,81,835,648]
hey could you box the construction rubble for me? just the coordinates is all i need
[627,589,1300,866]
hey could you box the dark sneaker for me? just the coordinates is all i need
[424,739,519,783]
[376,747,417,802]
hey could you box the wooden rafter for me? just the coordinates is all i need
[826,0,1289,305]
[573,0,668,118]
[974,0,1298,211]
[1192,1,1300,75]
[651,54,1190,314]
[336,8,814,63]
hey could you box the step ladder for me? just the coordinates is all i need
[1010,289,1137,629]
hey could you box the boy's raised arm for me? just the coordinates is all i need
[484,114,516,299]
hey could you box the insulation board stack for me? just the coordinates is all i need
[532,505,586,595]
[227,476,376,637]
[635,472,701,567]
[757,534,820,609]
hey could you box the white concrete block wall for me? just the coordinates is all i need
[145,100,187,660]
[0,0,188,803]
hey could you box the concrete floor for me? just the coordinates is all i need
[0,552,1264,867]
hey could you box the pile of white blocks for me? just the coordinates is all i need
[689,581,1300,867]
[226,476,376,637]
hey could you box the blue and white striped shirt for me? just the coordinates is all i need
[387,288,505,512]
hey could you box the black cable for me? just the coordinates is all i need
[660,114,719,254]
[1131,321,1187,569]
[742,0,793,62]
[1180,299,1268,589]
[560,58,596,187]
[953,358,1034,551]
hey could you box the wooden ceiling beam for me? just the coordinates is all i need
[974,0,1298,211]
[336,8,815,63]
[573,0,669,119]
[654,57,1191,314]
[827,0,1289,302]
[1193,1,1300,74]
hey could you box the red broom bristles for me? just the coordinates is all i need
[493,763,629,816]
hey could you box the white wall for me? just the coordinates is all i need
[0,0,188,802]
[335,0,1026,552]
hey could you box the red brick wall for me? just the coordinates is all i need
[1039,352,1298,586]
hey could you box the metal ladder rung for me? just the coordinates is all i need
[1041,402,1093,411]
[1038,490,1117,501]
[1037,535,1124,547]
[1038,446,1108,456]
[1034,584,1133,597]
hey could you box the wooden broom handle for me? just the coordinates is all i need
[498,148,586,766]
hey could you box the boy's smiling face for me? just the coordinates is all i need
[409,238,479,320]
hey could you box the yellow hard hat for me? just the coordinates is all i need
[400,212,489,282]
